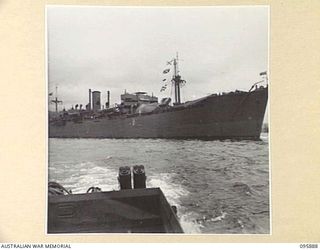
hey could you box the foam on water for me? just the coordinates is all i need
[146,173,204,233]
[211,211,227,222]
[49,160,119,193]
[179,212,202,233]
[148,173,189,205]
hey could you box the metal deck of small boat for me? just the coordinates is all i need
[48,166,184,233]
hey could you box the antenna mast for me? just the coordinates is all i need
[51,86,62,113]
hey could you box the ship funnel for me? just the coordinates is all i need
[106,91,110,108]
[92,91,101,112]
[88,89,92,111]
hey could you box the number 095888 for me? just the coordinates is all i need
[300,244,318,248]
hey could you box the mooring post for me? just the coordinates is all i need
[118,166,132,189]
[133,165,146,189]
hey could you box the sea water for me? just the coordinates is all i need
[48,133,270,234]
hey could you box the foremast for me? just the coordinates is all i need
[172,53,186,105]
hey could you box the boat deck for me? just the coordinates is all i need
[48,187,183,233]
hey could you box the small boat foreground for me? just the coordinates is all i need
[48,166,184,233]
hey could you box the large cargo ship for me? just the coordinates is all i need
[49,56,268,140]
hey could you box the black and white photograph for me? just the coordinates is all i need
[47,6,269,234]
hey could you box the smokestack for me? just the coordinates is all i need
[89,89,92,111]
[92,91,101,112]
[106,91,110,108]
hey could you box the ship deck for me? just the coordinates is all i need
[48,188,184,233]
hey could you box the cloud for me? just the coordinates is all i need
[47,6,268,112]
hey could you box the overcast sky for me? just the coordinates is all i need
[47,6,268,116]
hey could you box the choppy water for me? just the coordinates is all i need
[48,133,270,234]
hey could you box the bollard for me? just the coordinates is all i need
[133,165,146,189]
[118,166,132,189]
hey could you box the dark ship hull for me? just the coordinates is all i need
[49,86,268,140]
